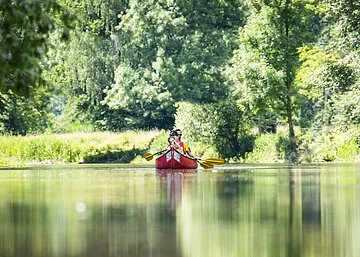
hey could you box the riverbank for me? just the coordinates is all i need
[0,127,359,167]
[245,126,360,164]
[0,131,161,167]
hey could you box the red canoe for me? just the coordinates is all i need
[155,148,198,169]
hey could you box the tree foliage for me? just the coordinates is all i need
[323,0,360,51]
[175,100,254,159]
[40,0,128,130]
[226,0,318,139]
[102,0,245,129]
[0,0,72,134]
[0,0,71,94]
[323,0,360,126]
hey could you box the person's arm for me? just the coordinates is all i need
[169,138,181,150]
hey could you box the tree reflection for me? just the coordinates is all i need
[0,166,359,257]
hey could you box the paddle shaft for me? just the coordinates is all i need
[154,149,166,156]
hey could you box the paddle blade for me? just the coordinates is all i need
[204,158,225,165]
[198,160,214,169]
[143,152,154,161]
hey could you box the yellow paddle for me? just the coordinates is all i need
[202,157,225,165]
[197,160,214,169]
[144,150,167,161]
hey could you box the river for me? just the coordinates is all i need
[0,163,359,257]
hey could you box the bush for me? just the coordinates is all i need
[1,93,51,135]
[299,126,360,162]
[174,98,253,159]
[148,130,169,152]
[245,133,281,163]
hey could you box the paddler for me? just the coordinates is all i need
[168,129,194,158]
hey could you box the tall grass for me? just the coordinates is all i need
[0,131,160,167]
[245,126,360,163]
[1,126,358,167]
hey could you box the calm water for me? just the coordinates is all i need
[0,163,359,257]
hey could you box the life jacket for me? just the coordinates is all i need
[179,141,190,153]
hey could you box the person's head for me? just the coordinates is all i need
[170,129,182,139]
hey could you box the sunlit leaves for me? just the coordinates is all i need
[103,64,174,128]
[296,46,338,100]
[296,0,360,127]
[227,0,317,134]
[296,46,359,126]
[227,45,285,116]
[104,0,245,129]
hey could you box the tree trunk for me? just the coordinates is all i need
[284,0,295,139]
[286,81,295,138]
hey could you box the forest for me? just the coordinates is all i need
[0,0,359,163]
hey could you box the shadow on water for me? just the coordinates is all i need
[218,172,254,199]
[81,148,146,163]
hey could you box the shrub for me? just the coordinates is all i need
[175,99,253,159]
[299,126,360,162]
[245,133,281,163]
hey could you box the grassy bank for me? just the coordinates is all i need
[0,127,359,167]
[245,126,360,163]
[0,131,161,167]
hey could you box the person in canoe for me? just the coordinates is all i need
[168,129,194,158]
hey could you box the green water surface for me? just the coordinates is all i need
[0,164,359,257]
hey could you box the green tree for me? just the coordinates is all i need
[103,0,245,129]
[323,0,360,51]
[294,0,360,127]
[43,0,128,130]
[322,0,360,126]
[102,0,184,129]
[0,0,71,133]
[0,0,69,94]
[173,0,246,102]
[227,0,318,139]
[1,89,52,135]
[325,0,360,126]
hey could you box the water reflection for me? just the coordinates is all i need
[0,168,182,257]
[0,164,359,257]
[156,169,197,211]
[177,165,360,257]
